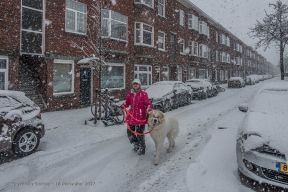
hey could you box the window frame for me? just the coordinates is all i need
[65,0,87,35]
[199,21,209,37]
[0,56,9,90]
[134,64,152,87]
[199,44,208,58]
[101,63,126,90]
[158,0,165,17]
[135,22,154,47]
[53,59,75,95]
[189,41,198,56]
[101,9,128,42]
[179,38,185,55]
[188,14,199,31]
[158,31,165,51]
[134,0,154,8]
[21,0,45,55]
[180,10,185,27]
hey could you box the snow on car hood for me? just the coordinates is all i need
[146,84,173,99]
[240,111,288,155]
[238,81,288,155]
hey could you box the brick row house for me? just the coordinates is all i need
[0,0,269,111]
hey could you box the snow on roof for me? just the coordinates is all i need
[239,81,288,154]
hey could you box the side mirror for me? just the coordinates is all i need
[238,103,248,113]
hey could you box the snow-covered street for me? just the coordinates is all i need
[0,79,280,192]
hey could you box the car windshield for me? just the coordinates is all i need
[146,83,174,99]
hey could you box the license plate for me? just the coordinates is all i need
[276,162,288,173]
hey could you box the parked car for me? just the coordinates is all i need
[185,79,215,100]
[145,81,192,112]
[0,91,45,157]
[236,82,288,189]
[258,75,265,81]
[228,77,245,88]
[245,76,256,85]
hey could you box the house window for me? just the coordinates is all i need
[158,0,165,17]
[101,10,128,41]
[227,54,230,63]
[179,38,184,54]
[216,31,218,42]
[189,41,198,56]
[220,70,224,81]
[188,68,196,79]
[162,66,169,81]
[188,14,198,30]
[199,21,209,37]
[158,31,165,50]
[216,50,219,61]
[21,0,44,55]
[0,56,8,90]
[65,0,87,35]
[180,10,184,26]
[53,60,74,95]
[199,69,206,79]
[134,0,154,8]
[199,44,208,58]
[177,67,182,81]
[101,63,125,89]
[134,65,152,86]
[135,22,154,46]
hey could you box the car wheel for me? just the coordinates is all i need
[12,129,40,157]
[162,100,171,112]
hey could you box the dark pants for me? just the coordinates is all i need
[127,125,146,150]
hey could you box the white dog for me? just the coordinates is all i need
[147,110,179,165]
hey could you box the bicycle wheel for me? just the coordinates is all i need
[91,103,105,119]
[111,105,124,123]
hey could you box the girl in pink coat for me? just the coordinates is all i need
[122,79,152,155]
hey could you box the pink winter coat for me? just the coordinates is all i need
[123,89,152,125]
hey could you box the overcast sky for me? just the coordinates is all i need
[189,0,288,66]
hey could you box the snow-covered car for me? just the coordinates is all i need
[228,77,245,88]
[145,81,192,112]
[0,91,45,157]
[258,75,265,81]
[245,76,256,85]
[236,82,288,189]
[185,79,215,99]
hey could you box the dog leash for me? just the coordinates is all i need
[122,107,153,136]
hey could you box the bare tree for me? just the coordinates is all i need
[250,0,288,80]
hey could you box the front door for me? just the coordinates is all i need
[80,68,91,105]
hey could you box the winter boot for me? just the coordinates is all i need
[133,143,139,152]
[137,147,145,156]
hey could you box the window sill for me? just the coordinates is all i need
[157,14,166,19]
[158,48,166,52]
[102,37,128,43]
[134,44,155,49]
[65,31,87,38]
[53,93,76,99]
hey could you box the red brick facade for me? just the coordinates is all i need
[0,0,269,111]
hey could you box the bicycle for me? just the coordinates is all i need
[91,89,124,126]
